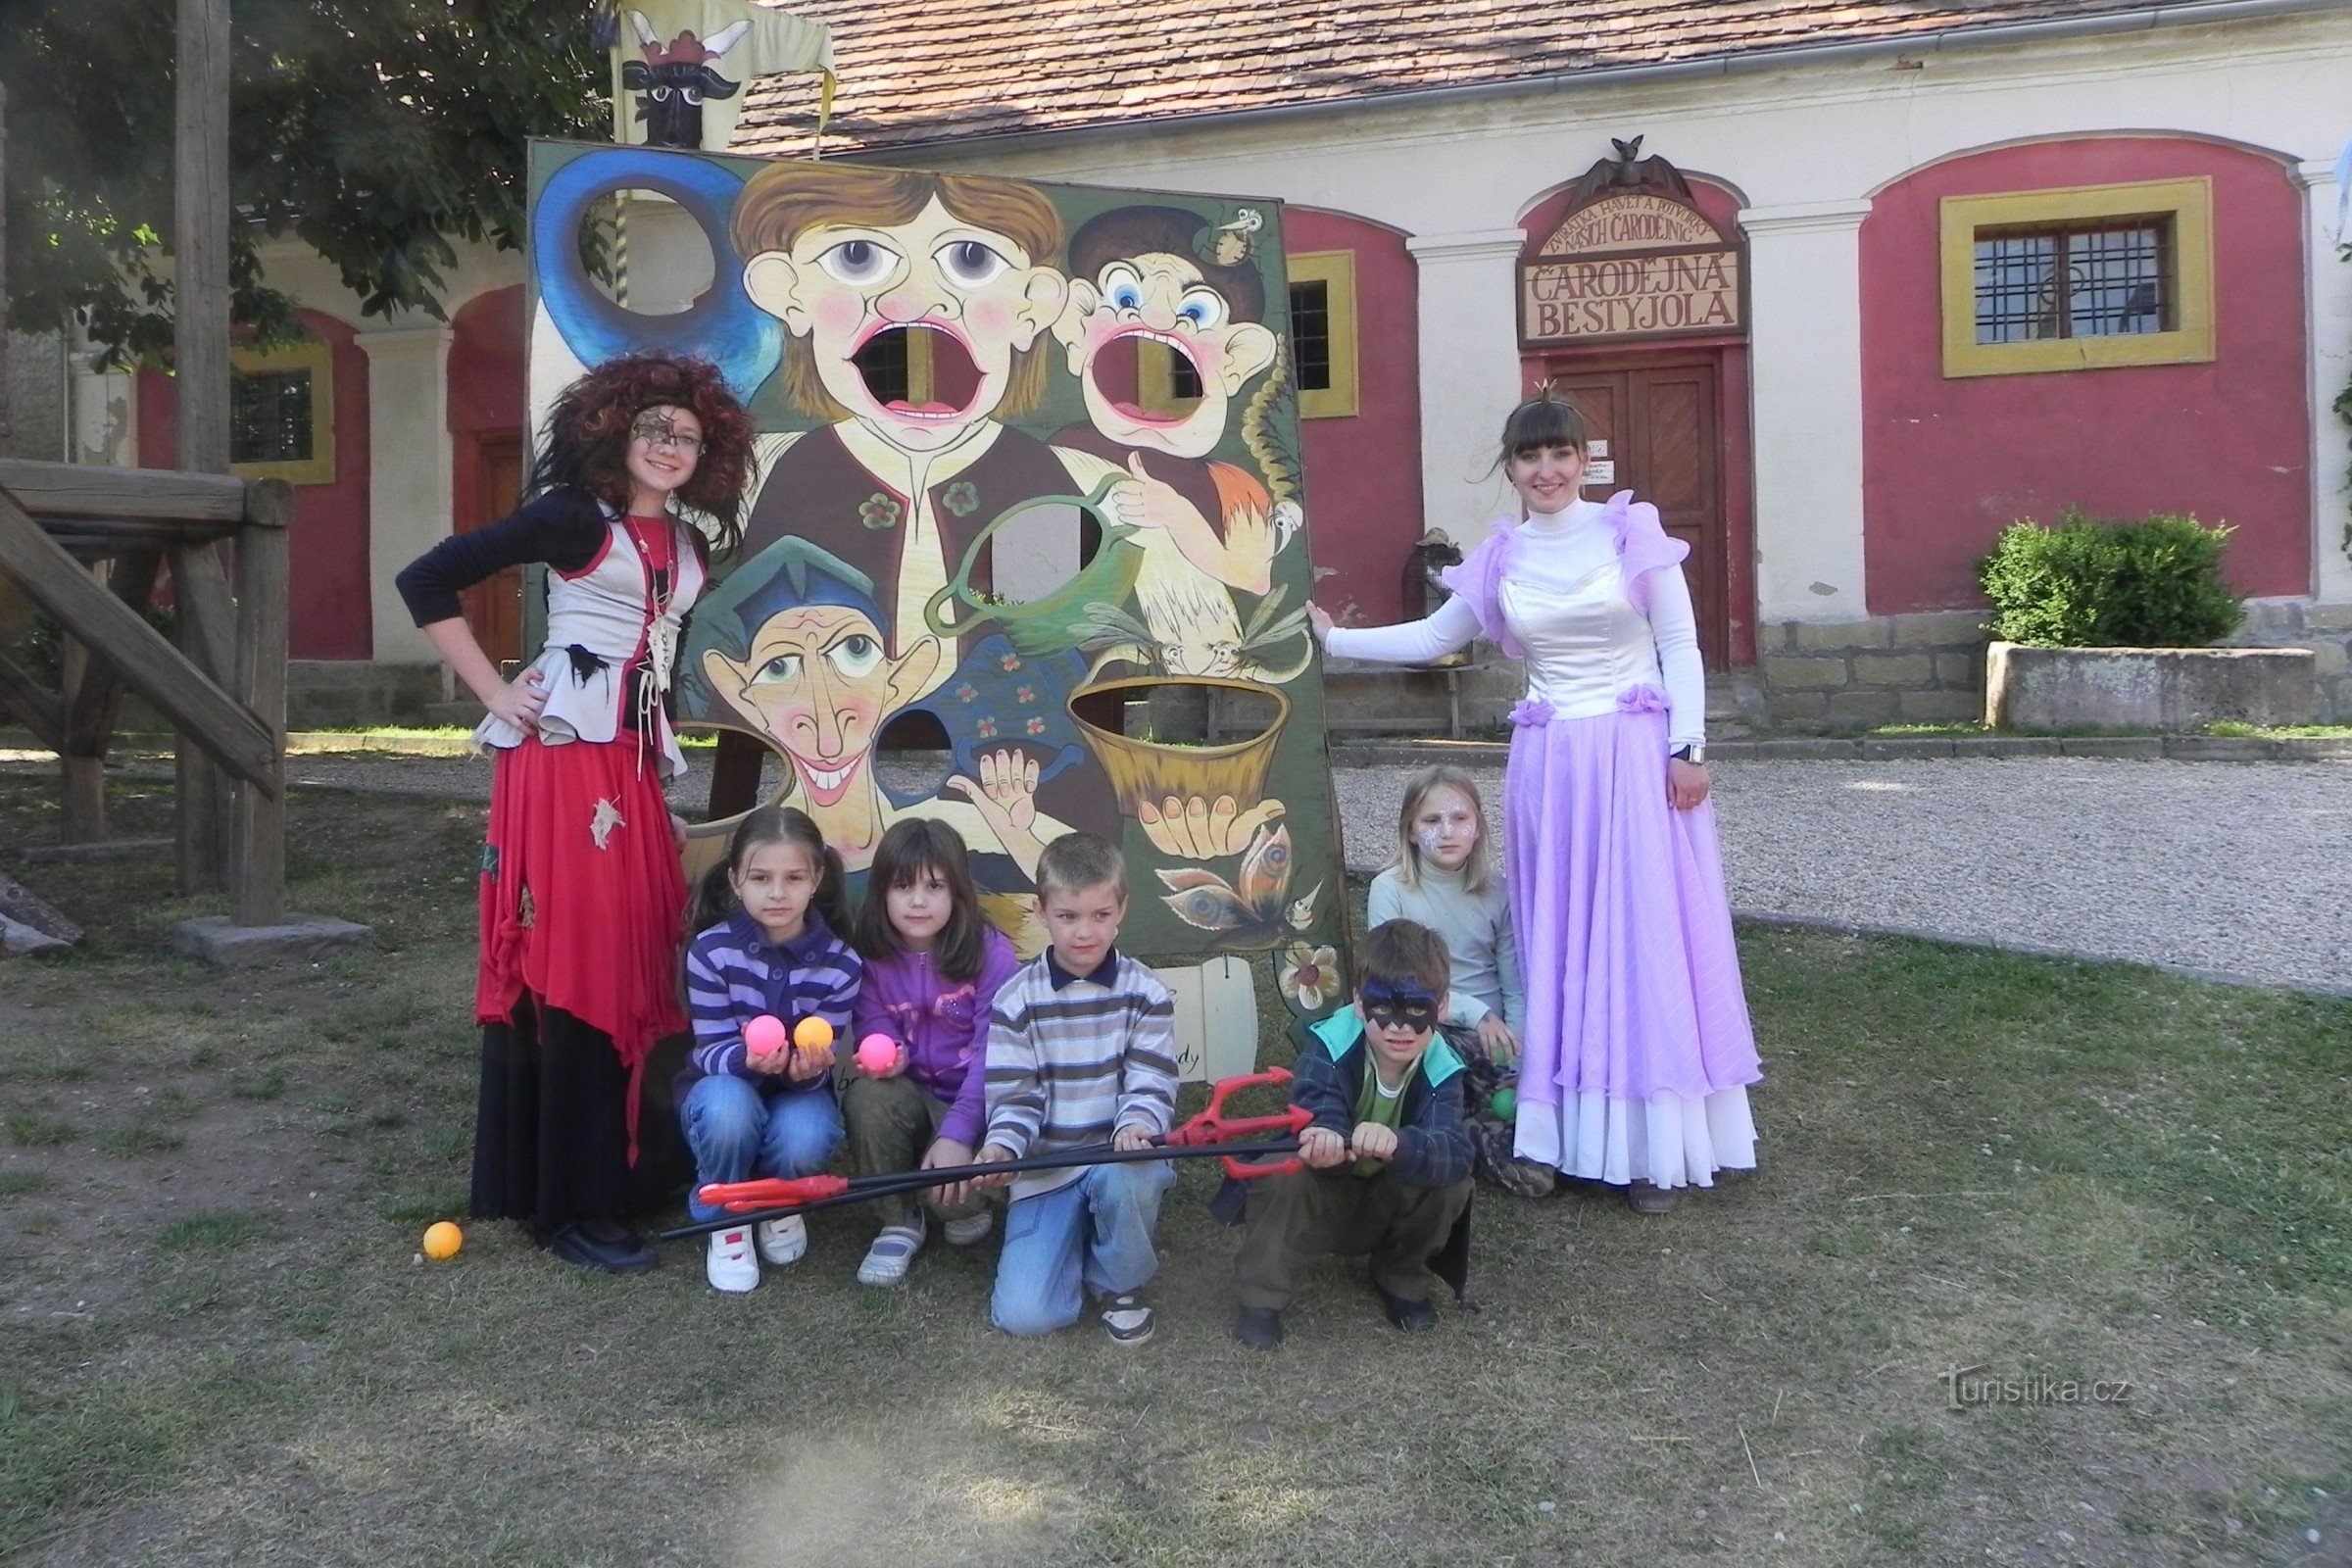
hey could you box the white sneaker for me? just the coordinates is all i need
[942,1210,994,1248]
[756,1214,808,1266]
[1099,1292,1154,1347]
[706,1226,759,1294]
[856,1219,925,1287]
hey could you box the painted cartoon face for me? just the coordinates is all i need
[743,197,1067,453]
[625,404,703,502]
[1055,253,1278,460]
[702,606,942,811]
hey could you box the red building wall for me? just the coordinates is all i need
[138,309,373,659]
[1861,136,2310,612]
[1285,207,1422,625]
[448,285,528,518]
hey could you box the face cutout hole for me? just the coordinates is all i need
[581,189,714,318]
[1093,334,1202,422]
[852,326,983,416]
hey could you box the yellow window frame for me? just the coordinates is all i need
[1287,249,1359,419]
[1938,176,2214,378]
[228,335,336,485]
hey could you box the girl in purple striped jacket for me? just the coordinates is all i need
[677,807,861,1294]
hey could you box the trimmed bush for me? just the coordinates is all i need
[1977,510,2242,649]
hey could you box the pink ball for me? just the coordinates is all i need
[744,1014,788,1059]
[856,1034,901,1075]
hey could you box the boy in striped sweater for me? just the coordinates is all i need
[971,831,1179,1345]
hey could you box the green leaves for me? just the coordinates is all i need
[4,0,608,358]
[1977,509,2243,649]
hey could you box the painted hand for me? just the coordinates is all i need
[1137,795,1285,860]
[944,748,1040,842]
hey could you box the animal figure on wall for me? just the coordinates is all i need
[1566,135,1694,203]
[622,14,751,148]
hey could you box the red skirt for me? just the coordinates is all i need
[478,735,689,1153]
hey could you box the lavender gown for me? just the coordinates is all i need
[1330,492,1760,1189]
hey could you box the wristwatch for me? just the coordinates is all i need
[1671,744,1706,765]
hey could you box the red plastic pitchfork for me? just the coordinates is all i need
[659,1066,1310,1243]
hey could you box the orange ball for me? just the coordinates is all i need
[421,1221,464,1260]
[792,1016,835,1056]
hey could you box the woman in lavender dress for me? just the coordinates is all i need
[1310,390,1759,1212]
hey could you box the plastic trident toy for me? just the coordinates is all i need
[661,1066,1311,1243]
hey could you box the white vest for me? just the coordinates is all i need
[473,510,709,778]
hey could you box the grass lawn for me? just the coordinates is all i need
[0,772,2347,1567]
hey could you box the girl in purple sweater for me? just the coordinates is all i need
[844,818,1022,1286]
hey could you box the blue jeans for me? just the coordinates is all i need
[681,1076,844,1224]
[991,1160,1175,1338]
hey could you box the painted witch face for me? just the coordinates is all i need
[743,197,1068,453]
[702,605,941,811]
[1055,252,1278,460]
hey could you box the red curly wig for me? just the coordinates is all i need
[528,353,757,557]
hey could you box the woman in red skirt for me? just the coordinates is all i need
[396,354,753,1271]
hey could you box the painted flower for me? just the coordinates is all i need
[954,681,979,704]
[1014,683,1036,704]
[1024,715,1047,736]
[999,651,1021,672]
[976,715,998,738]
[1616,684,1668,714]
[1508,698,1554,728]
[941,480,980,517]
[1284,943,1341,1012]
[858,494,903,531]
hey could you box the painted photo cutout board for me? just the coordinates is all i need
[525,138,1349,1030]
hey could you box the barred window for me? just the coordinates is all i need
[1973,219,2171,345]
[1289,278,1333,392]
[231,369,315,465]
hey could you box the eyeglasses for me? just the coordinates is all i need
[631,420,704,454]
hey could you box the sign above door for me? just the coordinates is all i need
[1520,138,1744,348]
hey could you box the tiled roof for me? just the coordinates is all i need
[732,0,2160,157]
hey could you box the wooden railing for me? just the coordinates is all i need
[0,459,290,924]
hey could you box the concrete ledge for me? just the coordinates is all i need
[1985,641,2316,730]
[170,914,373,966]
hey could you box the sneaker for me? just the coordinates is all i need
[1098,1292,1155,1347]
[1233,1304,1284,1350]
[856,1219,925,1287]
[706,1226,759,1294]
[756,1213,808,1266]
[1375,1282,1437,1332]
[942,1210,994,1248]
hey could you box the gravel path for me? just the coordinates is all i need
[1335,757,2352,995]
[9,748,2347,993]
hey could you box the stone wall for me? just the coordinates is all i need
[2230,598,2352,721]
[1756,612,1988,727]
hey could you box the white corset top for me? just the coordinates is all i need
[1500,557,1665,717]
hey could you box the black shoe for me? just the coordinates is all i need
[1376,1283,1438,1332]
[547,1221,657,1274]
[1233,1304,1284,1349]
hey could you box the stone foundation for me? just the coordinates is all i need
[2230,598,2352,721]
[1756,612,1988,727]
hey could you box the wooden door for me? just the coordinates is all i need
[1547,357,1727,668]
[459,432,526,666]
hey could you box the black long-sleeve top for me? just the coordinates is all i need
[394,488,610,628]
